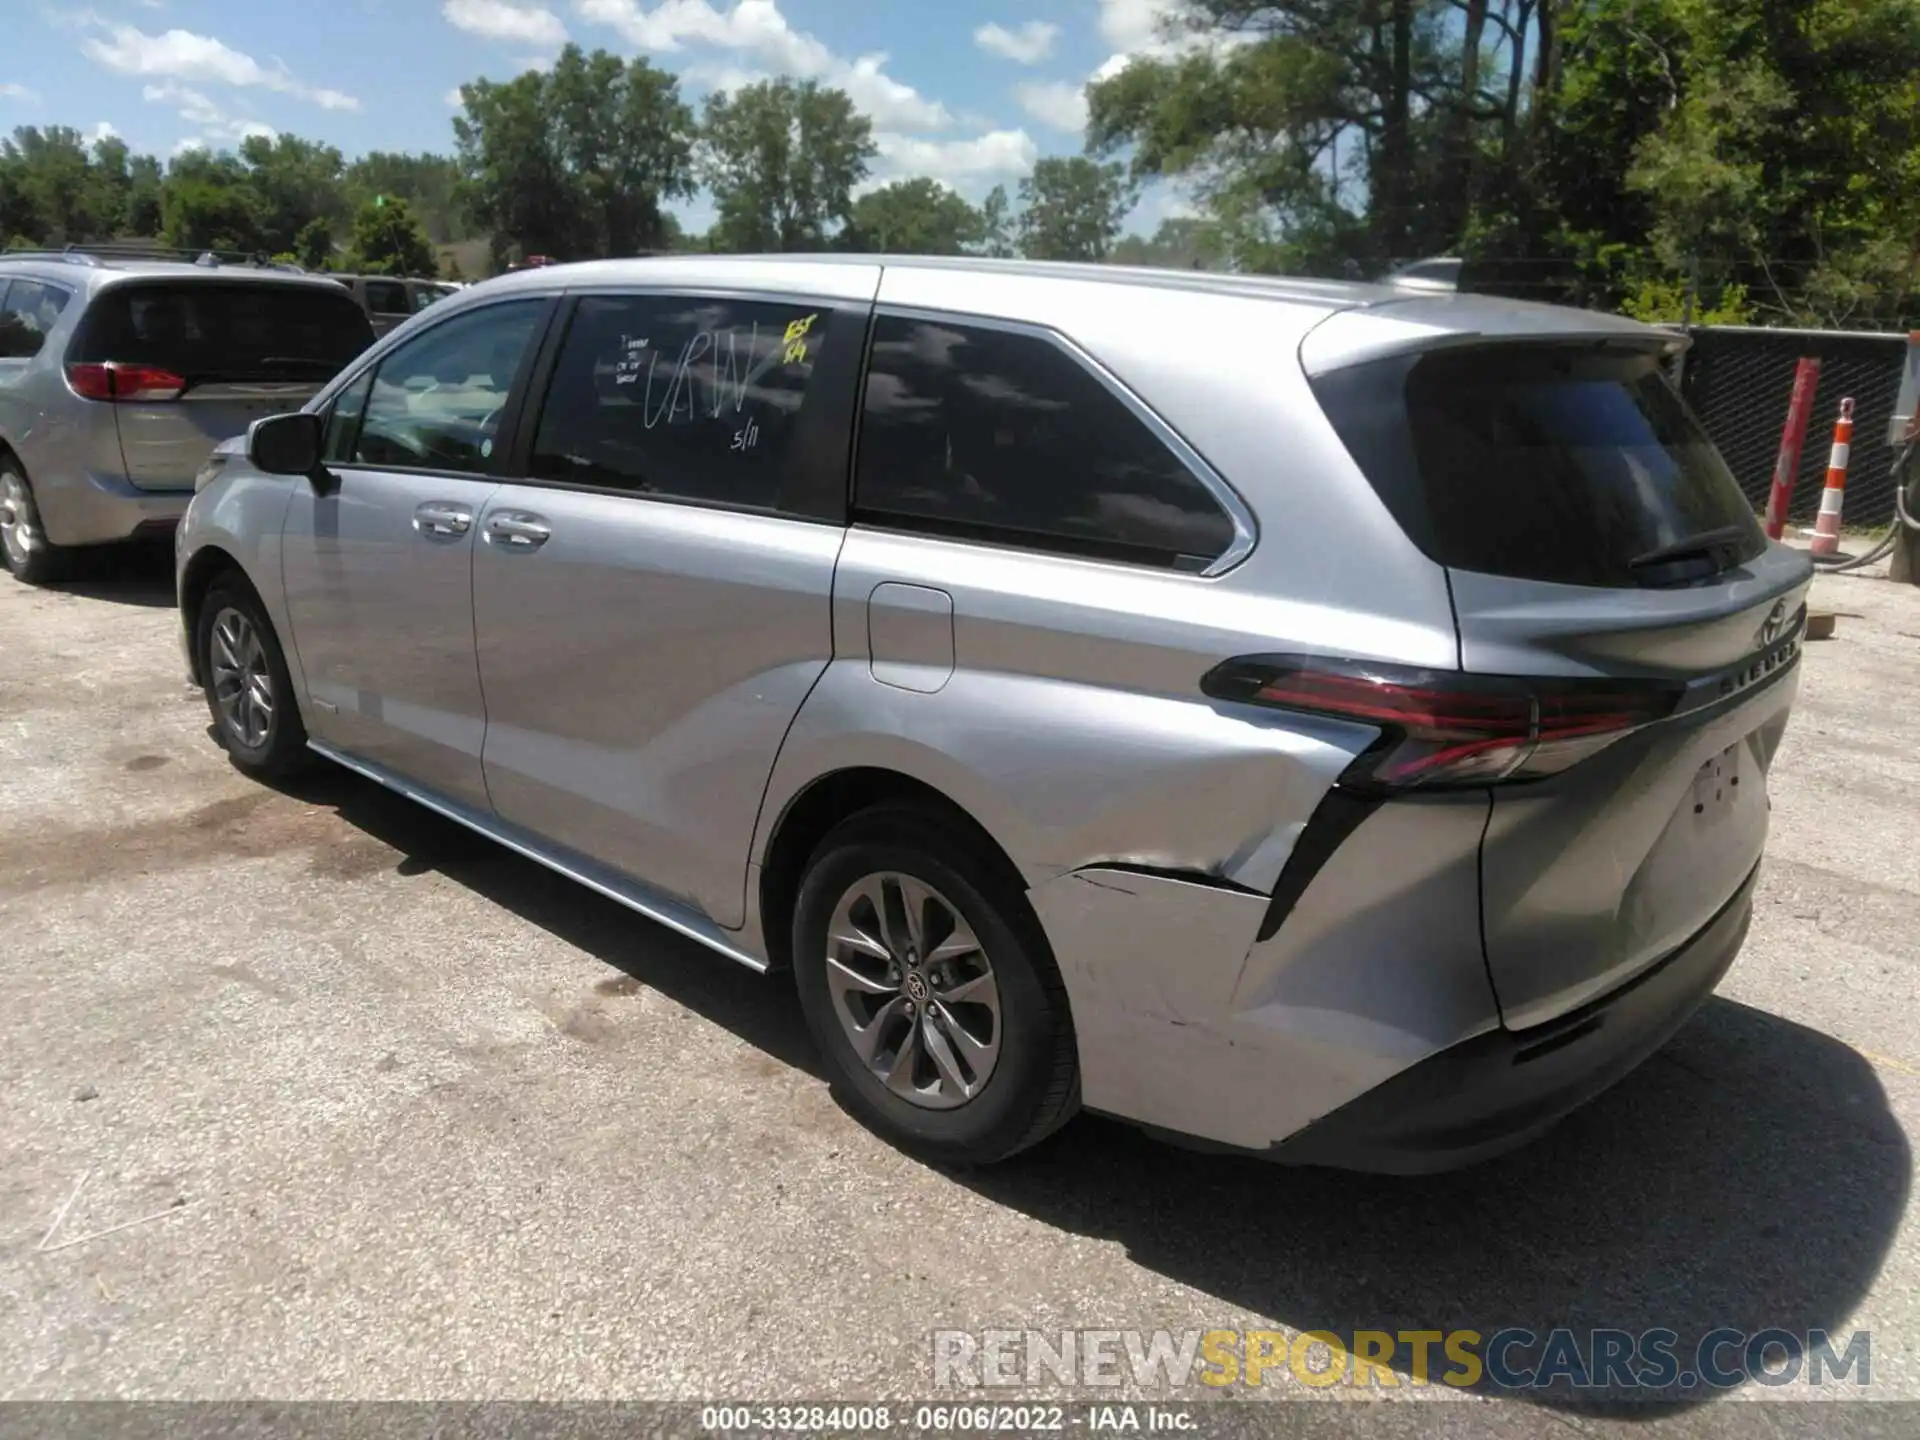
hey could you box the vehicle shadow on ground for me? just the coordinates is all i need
[959,997,1909,1412]
[277,761,823,1076]
[44,543,175,608]
[280,763,1908,1414]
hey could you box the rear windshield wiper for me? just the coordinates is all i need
[1627,524,1753,577]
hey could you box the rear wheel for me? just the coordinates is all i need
[0,461,72,585]
[196,577,309,780]
[793,806,1079,1164]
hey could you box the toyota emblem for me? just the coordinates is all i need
[1760,599,1788,645]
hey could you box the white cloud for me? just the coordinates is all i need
[171,136,206,156]
[444,86,466,108]
[443,0,568,48]
[0,82,39,103]
[973,20,1058,65]
[577,0,950,129]
[142,80,276,144]
[1014,79,1086,134]
[78,17,361,111]
[871,128,1039,190]
[1099,0,1179,52]
[1092,0,1196,80]
[87,120,120,144]
[143,81,223,128]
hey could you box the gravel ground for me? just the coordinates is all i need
[0,544,1916,1437]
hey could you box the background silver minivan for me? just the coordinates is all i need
[0,251,373,583]
[177,256,1809,1169]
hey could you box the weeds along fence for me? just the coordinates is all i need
[1679,326,1910,528]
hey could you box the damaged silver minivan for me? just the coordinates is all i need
[176,255,1809,1170]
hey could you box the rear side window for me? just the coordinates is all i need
[527,292,855,516]
[364,280,409,315]
[1312,346,1766,588]
[854,316,1236,571]
[72,283,374,383]
[0,280,71,359]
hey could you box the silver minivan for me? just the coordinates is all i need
[176,256,1809,1170]
[0,252,374,583]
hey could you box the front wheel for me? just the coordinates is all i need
[792,806,1079,1164]
[196,577,309,780]
[0,461,72,585]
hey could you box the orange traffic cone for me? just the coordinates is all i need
[1808,397,1854,556]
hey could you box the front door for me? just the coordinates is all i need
[471,283,872,925]
[280,296,549,810]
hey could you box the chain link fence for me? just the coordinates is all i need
[1679,326,1910,528]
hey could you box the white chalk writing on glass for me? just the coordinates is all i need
[612,313,818,432]
[731,416,760,452]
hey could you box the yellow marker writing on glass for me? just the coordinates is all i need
[783,313,818,365]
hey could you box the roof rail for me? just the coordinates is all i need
[0,241,307,271]
[0,247,104,266]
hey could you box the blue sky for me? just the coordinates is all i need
[0,1,1194,231]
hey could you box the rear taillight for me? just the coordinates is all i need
[65,362,187,402]
[1202,655,1682,794]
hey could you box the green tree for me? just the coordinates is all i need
[346,152,466,242]
[843,178,982,254]
[1,127,102,244]
[974,184,1014,257]
[454,46,694,264]
[1015,156,1135,261]
[1109,216,1228,269]
[699,78,875,251]
[126,153,164,237]
[547,43,695,254]
[237,133,348,256]
[160,149,263,252]
[345,194,436,276]
[294,216,334,271]
[1618,0,1920,327]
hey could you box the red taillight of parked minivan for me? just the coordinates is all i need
[65,362,188,402]
[1202,656,1683,793]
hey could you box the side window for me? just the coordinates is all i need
[364,279,409,316]
[854,316,1237,570]
[528,292,848,514]
[353,299,544,474]
[0,280,71,360]
[324,368,374,463]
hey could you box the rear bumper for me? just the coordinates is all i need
[34,467,190,547]
[1269,860,1758,1174]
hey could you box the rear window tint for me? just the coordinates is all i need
[1312,346,1766,588]
[72,282,374,383]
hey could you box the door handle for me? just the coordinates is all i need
[485,511,552,550]
[412,501,472,537]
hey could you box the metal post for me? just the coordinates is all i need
[1764,358,1823,541]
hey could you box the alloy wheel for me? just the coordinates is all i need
[209,606,274,750]
[824,871,1003,1110]
[0,472,32,569]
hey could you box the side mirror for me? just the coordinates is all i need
[248,411,326,480]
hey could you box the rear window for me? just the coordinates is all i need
[1313,346,1766,588]
[72,282,374,384]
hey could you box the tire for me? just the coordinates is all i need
[0,459,73,585]
[793,805,1079,1164]
[195,576,310,781]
